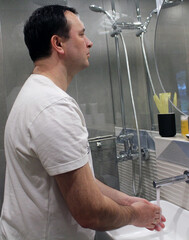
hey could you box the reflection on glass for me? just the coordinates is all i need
[176,71,189,114]
[155,0,189,115]
[156,0,164,14]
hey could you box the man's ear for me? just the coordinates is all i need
[51,35,64,54]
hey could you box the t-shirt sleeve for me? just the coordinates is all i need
[29,98,90,176]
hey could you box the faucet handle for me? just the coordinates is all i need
[184,170,189,183]
[117,133,134,143]
[184,170,189,176]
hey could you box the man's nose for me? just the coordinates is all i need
[86,37,93,48]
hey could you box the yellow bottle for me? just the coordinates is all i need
[181,115,189,136]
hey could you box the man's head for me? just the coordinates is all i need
[24,5,77,62]
[62,10,93,73]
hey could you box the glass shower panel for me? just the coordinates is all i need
[68,0,115,138]
[68,0,119,187]
[0,0,36,210]
[105,0,154,130]
[0,16,6,212]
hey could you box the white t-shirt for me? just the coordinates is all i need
[0,74,95,240]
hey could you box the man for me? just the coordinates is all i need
[0,5,165,240]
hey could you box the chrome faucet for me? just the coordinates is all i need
[153,170,189,188]
[117,132,149,162]
[117,133,138,161]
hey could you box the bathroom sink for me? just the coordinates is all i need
[105,200,189,240]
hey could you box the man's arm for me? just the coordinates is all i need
[55,163,162,231]
[95,178,166,231]
[95,178,149,206]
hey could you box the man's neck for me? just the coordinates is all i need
[33,58,72,92]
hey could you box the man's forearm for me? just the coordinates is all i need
[56,165,163,231]
[96,178,144,205]
[95,178,127,205]
[96,178,151,206]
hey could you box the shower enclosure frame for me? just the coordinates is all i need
[110,0,142,197]
[89,0,158,197]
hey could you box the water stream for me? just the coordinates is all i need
[156,187,160,207]
[156,187,164,239]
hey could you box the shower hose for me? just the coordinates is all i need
[118,32,142,197]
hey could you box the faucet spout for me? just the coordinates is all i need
[153,170,189,188]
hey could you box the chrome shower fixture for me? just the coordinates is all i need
[89,4,105,13]
[136,8,157,37]
[89,4,143,37]
[153,170,189,188]
[89,4,114,22]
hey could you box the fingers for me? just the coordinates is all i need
[147,213,166,232]
[146,222,159,231]
[158,214,166,230]
[151,221,165,231]
[155,212,161,221]
[153,208,166,231]
[132,201,166,232]
[153,218,160,225]
[147,224,161,231]
[161,215,166,222]
[154,224,163,231]
[131,201,166,230]
[146,205,166,232]
[159,221,165,229]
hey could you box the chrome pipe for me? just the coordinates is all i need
[114,35,127,131]
[135,0,141,22]
[120,33,142,196]
[140,33,156,95]
[153,170,189,188]
[88,135,116,143]
[139,32,155,129]
[115,21,142,30]
[136,8,157,37]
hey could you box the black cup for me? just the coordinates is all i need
[158,113,176,137]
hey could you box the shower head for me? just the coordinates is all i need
[89,4,106,14]
[89,4,114,22]
[32,0,67,6]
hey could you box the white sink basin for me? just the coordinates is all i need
[106,200,189,240]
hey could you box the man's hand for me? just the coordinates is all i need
[95,179,166,231]
[130,201,166,231]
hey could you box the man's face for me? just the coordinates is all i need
[63,11,93,73]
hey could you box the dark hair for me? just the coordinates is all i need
[23,5,77,62]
